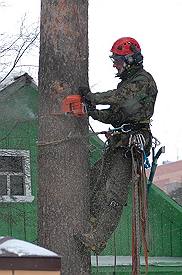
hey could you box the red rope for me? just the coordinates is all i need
[131,148,150,275]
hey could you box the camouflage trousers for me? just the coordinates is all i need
[89,146,132,243]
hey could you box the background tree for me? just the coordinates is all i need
[38,0,91,274]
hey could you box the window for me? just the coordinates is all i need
[0,150,34,202]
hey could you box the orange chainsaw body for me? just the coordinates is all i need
[62,95,87,117]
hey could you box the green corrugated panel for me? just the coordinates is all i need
[152,207,164,256]
[162,215,172,256]
[116,205,131,255]
[150,185,182,257]
[172,224,182,256]
[96,183,182,258]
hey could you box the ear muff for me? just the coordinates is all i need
[130,44,143,65]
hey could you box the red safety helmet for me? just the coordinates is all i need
[110,37,141,56]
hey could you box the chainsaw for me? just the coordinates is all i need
[62,94,95,117]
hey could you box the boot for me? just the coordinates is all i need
[74,232,106,255]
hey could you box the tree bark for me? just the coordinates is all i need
[38,1,91,274]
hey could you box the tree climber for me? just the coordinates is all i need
[74,37,158,255]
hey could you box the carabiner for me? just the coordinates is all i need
[120,123,131,133]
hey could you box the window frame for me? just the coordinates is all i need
[0,149,34,203]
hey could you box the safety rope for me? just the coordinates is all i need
[140,152,150,274]
[113,230,117,275]
[131,146,142,275]
[131,132,152,275]
[37,132,83,146]
[96,254,99,274]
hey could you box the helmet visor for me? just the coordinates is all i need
[110,54,125,65]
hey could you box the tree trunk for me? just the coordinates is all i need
[38,1,91,274]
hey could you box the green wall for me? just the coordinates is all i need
[0,82,38,243]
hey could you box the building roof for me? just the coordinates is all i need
[0,236,59,257]
[0,72,37,91]
[0,73,37,102]
[0,236,62,270]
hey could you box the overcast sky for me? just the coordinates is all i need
[1,0,182,165]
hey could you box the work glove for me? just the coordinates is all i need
[83,98,96,112]
[79,86,91,97]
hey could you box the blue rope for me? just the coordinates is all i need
[142,148,151,169]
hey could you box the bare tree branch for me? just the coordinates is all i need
[0,13,40,84]
[0,32,39,83]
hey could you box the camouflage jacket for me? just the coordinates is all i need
[87,65,158,128]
